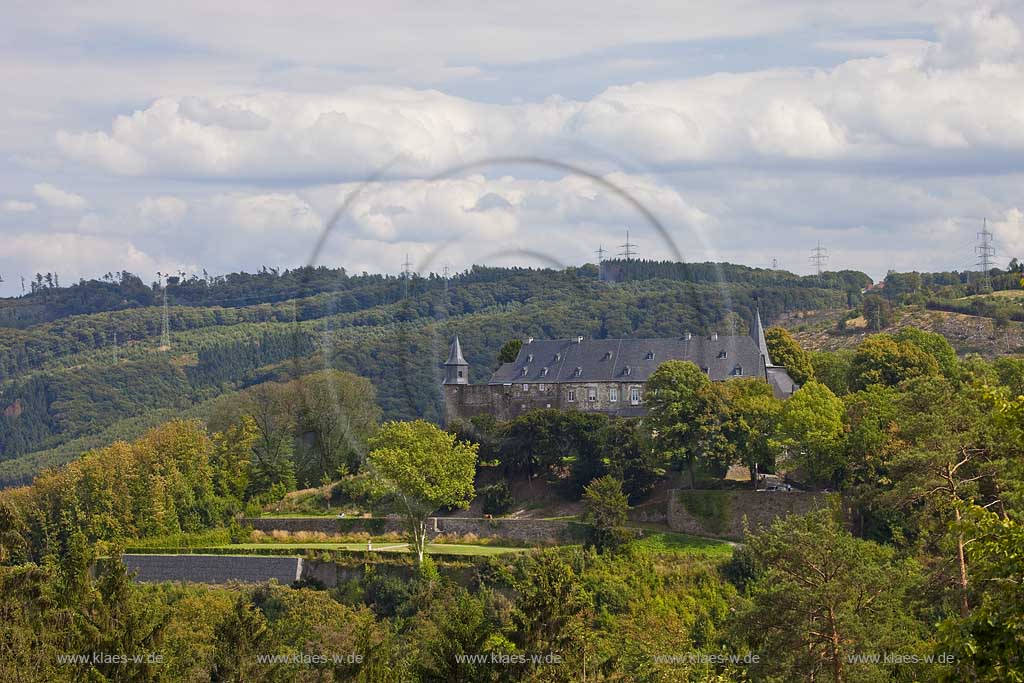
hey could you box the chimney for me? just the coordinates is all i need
[576,336,584,344]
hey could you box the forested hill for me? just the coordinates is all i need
[0,260,867,486]
[1,261,872,329]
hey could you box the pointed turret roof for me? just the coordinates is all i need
[752,307,773,366]
[445,335,467,366]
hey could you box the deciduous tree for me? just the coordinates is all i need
[368,420,477,563]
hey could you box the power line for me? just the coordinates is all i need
[809,241,829,278]
[976,218,995,293]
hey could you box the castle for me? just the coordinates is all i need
[442,310,798,425]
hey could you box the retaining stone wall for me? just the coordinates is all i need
[667,489,836,540]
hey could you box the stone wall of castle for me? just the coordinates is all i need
[444,381,647,424]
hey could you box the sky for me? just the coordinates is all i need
[2,1,1024,296]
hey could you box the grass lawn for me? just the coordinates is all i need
[633,531,734,558]
[257,511,345,518]
[216,542,528,556]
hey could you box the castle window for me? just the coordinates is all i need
[522,383,529,391]
[567,389,576,402]
[645,351,655,360]
[538,383,546,391]
[587,388,597,401]
[630,387,641,404]
[609,387,618,402]
[458,370,464,378]
[717,350,728,359]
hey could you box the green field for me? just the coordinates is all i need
[633,531,734,558]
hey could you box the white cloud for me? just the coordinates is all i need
[54,9,1024,182]
[2,200,36,212]
[32,183,87,210]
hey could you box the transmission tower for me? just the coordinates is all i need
[595,244,607,263]
[809,241,829,279]
[771,258,779,269]
[618,230,638,260]
[976,219,995,293]
[401,254,414,299]
[158,273,171,350]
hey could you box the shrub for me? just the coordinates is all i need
[480,481,514,516]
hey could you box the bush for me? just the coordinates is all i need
[480,482,514,516]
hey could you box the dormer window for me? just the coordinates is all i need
[521,366,529,376]
[645,351,655,360]
[526,354,534,363]
[554,353,561,362]
[603,351,613,360]
[731,365,743,376]
[573,366,582,377]
[623,366,631,376]
[717,350,728,359]
[700,366,710,375]
[541,367,549,377]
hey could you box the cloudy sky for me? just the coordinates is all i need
[2,1,1024,295]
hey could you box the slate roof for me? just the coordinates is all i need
[446,335,467,366]
[489,335,768,384]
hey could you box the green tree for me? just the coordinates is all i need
[367,420,477,563]
[735,510,929,683]
[497,338,523,365]
[849,334,940,391]
[810,349,854,396]
[775,381,846,486]
[938,506,1024,682]
[645,360,720,487]
[895,327,959,380]
[209,416,256,500]
[765,326,814,385]
[581,475,631,551]
[862,294,893,330]
[886,377,994,617]
[600,418,665,502]
[718,377,782,484]
[211,593,279,683]
[294,369,381,485]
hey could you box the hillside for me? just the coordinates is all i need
[0,260,862,487]
[781,305,1024,357]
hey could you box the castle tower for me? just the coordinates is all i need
[752,307,773,367]
[443,335,469,385]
